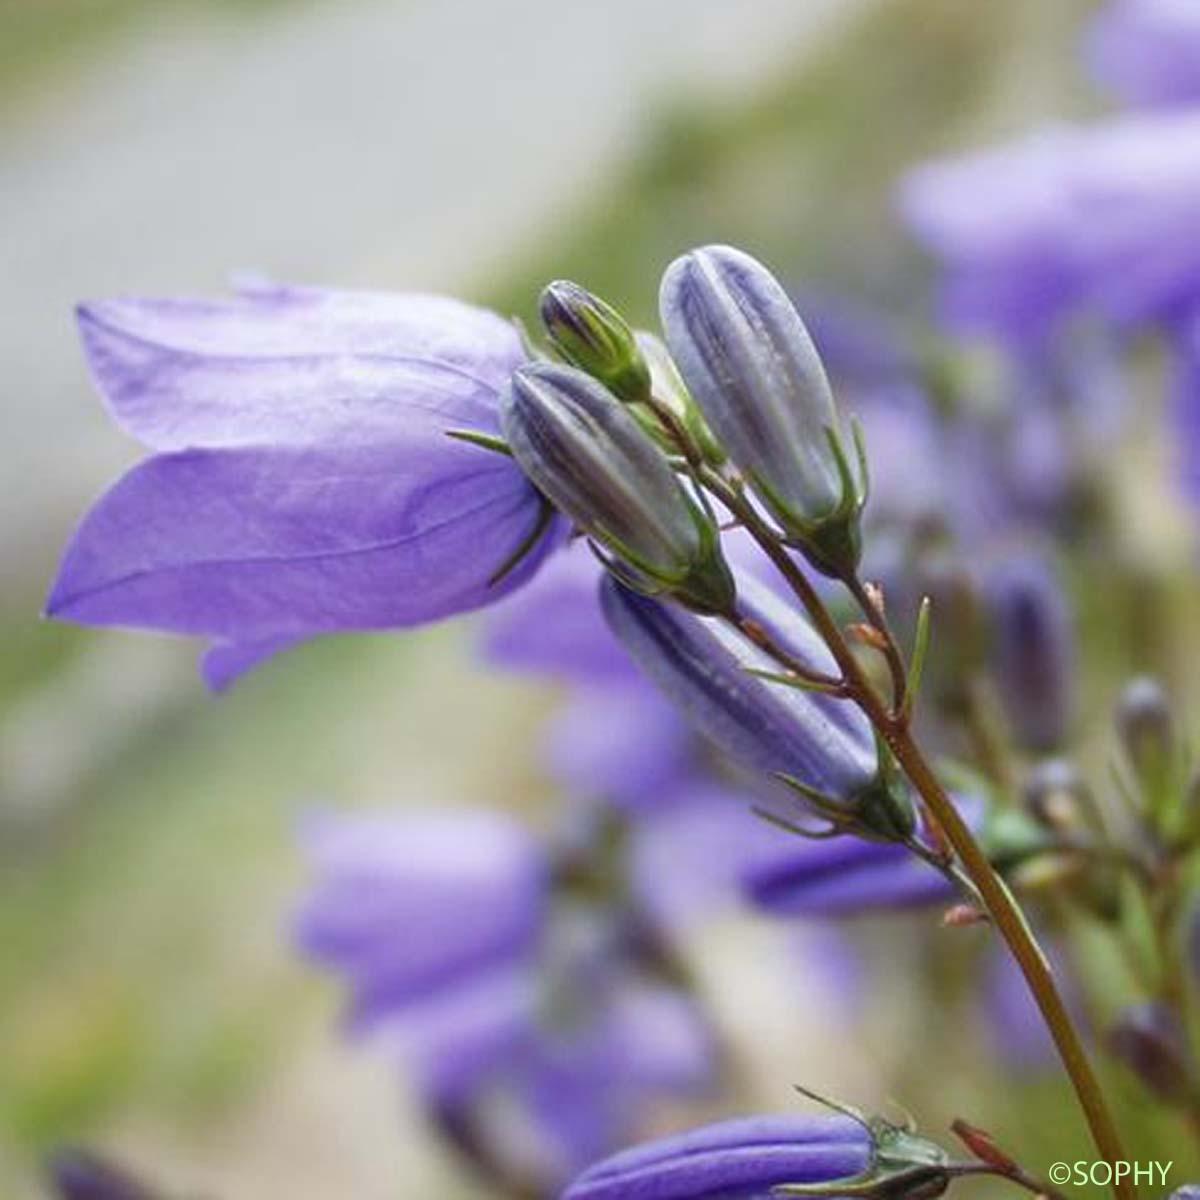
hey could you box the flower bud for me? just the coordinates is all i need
[1117,676,1178,815]
[564,1114,874,1200]
[501,361,735,614]
[565,1109,953,1200]
[539,280,651,404]
[601,571,914,840]
[985,555,1074,754]
[1108,1002,1196,1106]
[636,329,726,465]
[1023,758,1096,835]
[660,244,866,577]
[47,1149,158,1200]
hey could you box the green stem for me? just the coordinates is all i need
[704,470,1133,1200]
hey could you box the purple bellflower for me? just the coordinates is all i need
[600,572,913,840]
[741,812,961,918]
[563,1107,953,1200]
[500,361,735,615]
[660,245,866,577]
[296,807,716,1187]
[899,112,1200,339]
[295,808,548,1034]
[1086,0,1200,109]
[45,284,562,687]
[562,1114,872,1200]
[480,542,696,808]
[984,553,1076,754]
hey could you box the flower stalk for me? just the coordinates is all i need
[697,464,1134,1200]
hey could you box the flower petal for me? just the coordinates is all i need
[200,635,307,691]
[81,285,519,378]
[295,809,548,1032]
[47,438,557,638]
[78,304,515,450]
[564,1114,870,1200]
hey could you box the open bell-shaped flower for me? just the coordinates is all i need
[45,284,563,688]
[660,244,867,578]
[501,361,735,615]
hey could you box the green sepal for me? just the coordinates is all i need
[487,496,557,587]
[743,667,845,696]
[445,428,513,457]
[776,1092,950,1200]
[900,597,932,722]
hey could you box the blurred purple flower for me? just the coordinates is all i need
[982,941,1081,1070]
[297,807,716,1187]
[542,685,695,811]
[1086,0,1200,109]
[985,553,1076,754]
[47,1149,157,1200]
[508,965,715,1183]
[1172,318,1200,503]
[296,808,548,1033]
[562,1113,872,1200]
[740,795,984,918]
[481,541,642,688]
[745,837,940,918]
[790,289,918,393]
[46,285,562,686]
[628,776,789,929]
[480,542,696,807]
[899,113,1200,339]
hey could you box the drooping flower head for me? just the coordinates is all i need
[46,284,563,687]
[984,553,1076,755]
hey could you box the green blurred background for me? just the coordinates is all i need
[7,1,1186,1197]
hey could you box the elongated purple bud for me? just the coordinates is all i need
[602,572,912,838]
[1116,677,1180,821]
[660,245,865,577]
[563,1114,871,1200]
[986,555,1074,753]
[563,1109,951,1200]
[501,361,735,614]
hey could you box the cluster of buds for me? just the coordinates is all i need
[498,246,911,836]
[503,245,870,613]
